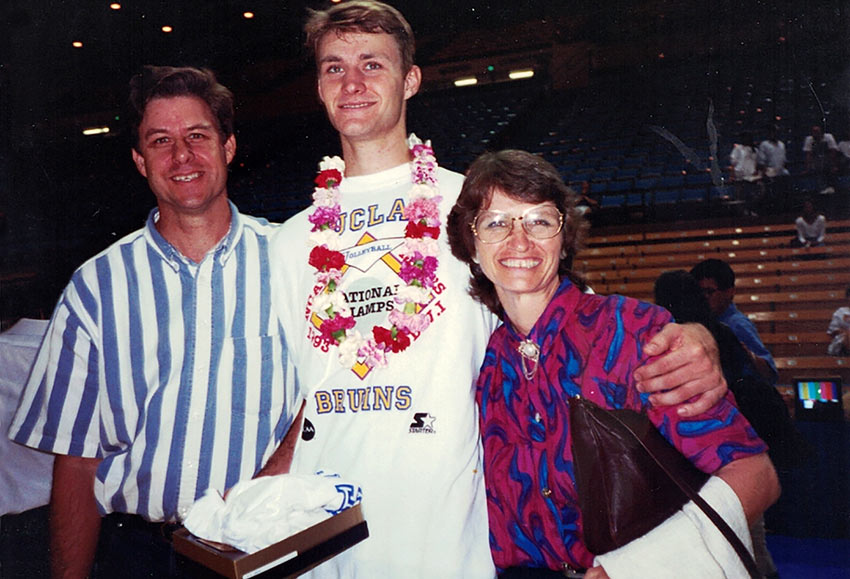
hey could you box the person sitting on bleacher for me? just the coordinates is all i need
[827,286,850,356]
[691,258,778,385]
[791,198,826,248]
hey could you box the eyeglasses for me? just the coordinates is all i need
[471,205,564,244]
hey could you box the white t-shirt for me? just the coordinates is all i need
[757,139,788,178]
[271,163,497,578]
[803,132,838,152]
[730,144,760,181]
[795,214,826,244]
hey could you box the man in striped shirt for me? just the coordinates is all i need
[9,66,300,578]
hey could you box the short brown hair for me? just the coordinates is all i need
[447,150,587,318]
[128,65,235,151]
[304,1,416,73]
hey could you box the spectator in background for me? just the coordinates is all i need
[827,286,850,356]
[691,258,778,385]
[576,180,600,225]
[803,124,839,194]
[791,198,826,247]
[757,124,790,214]
[654,269,806,579]
[729,131,762,216]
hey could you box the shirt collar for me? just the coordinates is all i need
[144,200,242,271]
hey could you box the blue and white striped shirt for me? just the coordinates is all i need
[10,203,299,522]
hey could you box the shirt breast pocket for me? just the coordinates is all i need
[222,333,287,417]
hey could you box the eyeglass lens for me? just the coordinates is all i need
[473,206,563,242]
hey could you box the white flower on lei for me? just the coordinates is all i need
[409,183,439,200]
[406,133,431,149]
[395,283,431,305]
[337,329,365,367]
[315,268,343,288]
[312,187,339,207]
[312,290,350,318]
[319,155,345,173]
[309,229,343,250]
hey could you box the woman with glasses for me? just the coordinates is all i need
[446,150,779,578]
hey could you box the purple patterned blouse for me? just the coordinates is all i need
[477,279,767,572]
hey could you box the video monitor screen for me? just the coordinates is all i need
[794,378,843,421]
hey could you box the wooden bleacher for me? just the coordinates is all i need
[579,218,850,387]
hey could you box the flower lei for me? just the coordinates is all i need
[307,134,441,369]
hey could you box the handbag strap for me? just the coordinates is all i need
[611,411,762,579]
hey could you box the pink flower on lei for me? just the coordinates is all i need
[358,339,388,368]
[308,205,341,232]
[403,237,440,259]
[399,254,438,286]
[404,197,441,225]
[389,308,431,334]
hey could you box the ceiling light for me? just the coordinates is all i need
[109,3,121,9]
[72,41,83,48]
[454,77,478,87]
[243,12,255,19]
[508,70,534,80]
[161,25,173,33]
[82,127,110,136]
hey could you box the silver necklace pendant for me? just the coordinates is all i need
[517,339,540,380]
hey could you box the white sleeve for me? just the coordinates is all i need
[825,134,838,149]
[593,476,753,579]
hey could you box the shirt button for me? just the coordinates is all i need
[542,487,552,497]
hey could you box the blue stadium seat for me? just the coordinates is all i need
[625,193,645,207]
[635,177,657,191]
[600,194,625,208]
[680,188,706,203]
[607,179,633,193]
[653,189,681,205]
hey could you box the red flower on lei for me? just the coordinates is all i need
[308,246,345,272]
[405,221,441,239]
[314,168,342,189]
[321,315,356,344]
[373,326,411,353]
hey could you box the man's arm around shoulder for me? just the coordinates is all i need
[634,323,728,416]
[51,454,102,579]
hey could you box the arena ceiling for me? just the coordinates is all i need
[1,1,844,140]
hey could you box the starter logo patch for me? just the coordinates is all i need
[409,412,436,434]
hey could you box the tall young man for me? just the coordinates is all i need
[270,2,730,575]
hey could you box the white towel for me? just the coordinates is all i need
[594,476,753,578]
[183,472,361,553]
